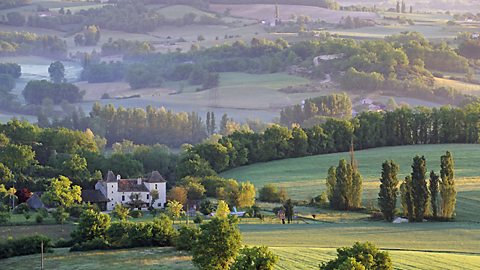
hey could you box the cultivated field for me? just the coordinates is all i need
[209,4,379,23]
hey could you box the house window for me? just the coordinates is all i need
[147,194,150,200]
[157,203,161,207]
[155,184,158,189]
[122,195,125,201]
[111,185,114,188]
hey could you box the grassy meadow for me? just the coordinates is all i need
[77,72,314,122]
[221,144,480,207]
[1,247,194,270]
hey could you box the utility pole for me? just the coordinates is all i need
[40,240,44,270]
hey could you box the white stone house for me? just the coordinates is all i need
[95,171,167,211]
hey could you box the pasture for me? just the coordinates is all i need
[435,78,480,96]
[221,144,480,221]
[77,72,314,122]
[1,247,194,270]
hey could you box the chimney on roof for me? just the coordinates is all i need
[137,178,142,185]
[117,175,121,181]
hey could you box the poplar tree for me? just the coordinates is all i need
[440,151,456,219]
[352,170,363,209]
[401,176,414,222]
[429,171,439,219]
[206,112,211,135]
[411,156,428,222]
[350,143,362,209]
[210,112,216,134]
[326,166,336,207]
[334,159,353,210]
[378,160,399,222]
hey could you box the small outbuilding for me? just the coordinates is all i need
[26,193,45,210]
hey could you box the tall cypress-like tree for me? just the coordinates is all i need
[429,171,440,219]
[334,159,353,210]
[326,166,337,208]
[220,113,228,135]
[401,1,406,13]
[401,176,414,222]
[378,160,400,222]
[440,151,456,219]
[210,112,216,135]
[206,112,211,135]
[411,156,428,222]
[352,170,362,209]
[396,1,400,13]
[350,142,362,209]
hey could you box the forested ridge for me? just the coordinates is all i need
[81,32,475,106]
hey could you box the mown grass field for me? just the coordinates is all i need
[1,247,194,270]
[221,144,480,222]
[222,143,480,268]
[77,72,314,122]
[435,77,480,96]
[271,247,480,270]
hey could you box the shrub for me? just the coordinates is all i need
[174,225,200,251]
[151,214,177,246]
[0,211,11,224]
[35,214,44,224]
[112,204,130,221]
[193,215,203,224]
[55,238,74,248]
[319,242,392,270]
[258,184,288,203]
[0,235,52,259]
[231,246,279,270]
[128,222,153,247]
[71,209,111,242]
[38,208,49,218]
[14,203,30,214]
[24,212,31,220]
[68,203,98,218]
[199,199,215,215]
[130,210,143,218]
[70,238,111,252]
[106,221,132,247]
[106,214,176,249]
[52,207,70,224]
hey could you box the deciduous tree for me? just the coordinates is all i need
[192,216,242,270]
[42,176,82,208]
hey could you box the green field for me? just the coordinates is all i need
[222,143,480,269]
[221,144,480,209]
[1,247,194,270]
[270,247,480,270]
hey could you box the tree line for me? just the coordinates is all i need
[23,80,84,105]
[79,31,474,106]
[379,152,456,222]
[180,103,480,175]
[0,31,67,58]
[280,93,352,126]
[0,120,178,192]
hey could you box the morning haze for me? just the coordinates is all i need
[0,0,479,269]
